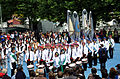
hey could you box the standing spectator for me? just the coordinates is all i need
[88,68,101,79]
[15,65,26,79]
[99,29,103,40]
[101,69,108,79]
[108,67,117,79]
[108,29,112,36]
[114,28,119,43]
[103,28,106,37]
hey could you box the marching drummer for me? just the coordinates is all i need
[59,49,66,72]
[10,47,17,77]
[25,46,34,65]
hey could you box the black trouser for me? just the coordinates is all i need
[88,53,92,67]
[109,46,114,58]
[27,61,33,65]
[11,62,16,77]
[82,63,87,71]
[100,61,106,70]
[93,53,97,66]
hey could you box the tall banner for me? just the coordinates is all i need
[73,11,80,41]
[82,9,88,28]
[68,17,74,36]
[67,10,74,36]
[82,9,88,39]
[89,11,94,40]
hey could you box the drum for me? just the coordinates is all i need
[27,65,34,70]
[76,61,82,66]
[82,58,88,63]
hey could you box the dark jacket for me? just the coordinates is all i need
[15,71,26,79]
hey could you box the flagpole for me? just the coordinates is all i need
[0,4,2,28]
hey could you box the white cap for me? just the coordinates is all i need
[38,65,44,68]
[49,66,53,70]
[69,63,76,67]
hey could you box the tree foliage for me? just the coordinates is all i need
[0,0,120,28]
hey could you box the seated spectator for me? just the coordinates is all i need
[49,71,56,79]
[63,68,69,78]
[29,70,36,79]
[101,69,108,79]
[15,65,26,79]
[88,68,101,79]
[31,69,46,79]
[108,67,117,79]
[57,71,63,79]
[64,68,77,79]
[115,64,120,79]
[75,68,85,79]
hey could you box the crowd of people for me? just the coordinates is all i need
[0,28,119,79]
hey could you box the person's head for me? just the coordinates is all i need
[49,71,55,79]
[58,71,63,78]
[68,68,74,76]
[104,37,107,41]
[29,70,36,77]
[55,52,59,57]
[64,68,69,77]
[36,69,44,77]
[87,39,91,44]
[116,64,120,70]
[91,68,97,75]
[17,65,23,72]
[109,67,117,78]
[11,47,16,53]
[101,69,108,78]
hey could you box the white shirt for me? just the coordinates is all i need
[108,38,115,48]
[25,51,34,61]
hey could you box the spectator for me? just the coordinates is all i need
[75,68,85,79]
[103,28,106,37]
[108,29,112,36]
[115,64,120,78]
[64,68,77,79]
[101,69,108,79]
[114,28,119,43]
[29,70,36,79]
[57,71,63,79]
[49,71,56,79]
[88,68,101,79]
[32,69,46,79]
[63,68,69,78]
[108,67,117,79]
[15,65,26,79]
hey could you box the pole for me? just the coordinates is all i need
[0,4,2,28]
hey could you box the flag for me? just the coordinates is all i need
[68,17,74,35]
[75,17,80,32]
[82,9,88,28]
[67,10,74,36]
[89,11,94,40]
